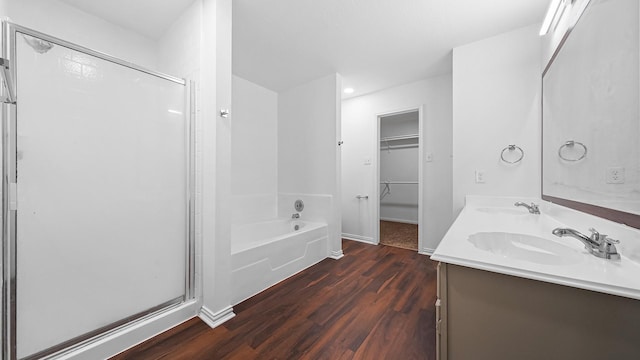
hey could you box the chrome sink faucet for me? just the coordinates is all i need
[292,213,300,219]
[552,227,621,260]
[514,201,540,214]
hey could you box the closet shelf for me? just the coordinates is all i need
[380,134,419,142]
[381,144,418,150]
[380,181,418,184]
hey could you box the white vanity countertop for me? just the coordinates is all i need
[431,196,640,300]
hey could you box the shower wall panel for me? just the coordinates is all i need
[14,34,187,358]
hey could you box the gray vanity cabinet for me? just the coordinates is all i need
[435,262,640,360]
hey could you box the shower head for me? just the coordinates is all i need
[22,34,54,54]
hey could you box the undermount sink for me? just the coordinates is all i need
[468,232,583,265]
[475,207,528,216]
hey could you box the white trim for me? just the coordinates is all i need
[379,217,419,225]
[341,233,375,245]
[199,306,235,329]
[329,250,344,259]
[420,247,435,256]
[417,105,424,257]
[54,301,199,360]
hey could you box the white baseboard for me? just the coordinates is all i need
[419,247,435,256]
[329,249,344,259]
[380,217,419,225]
[199,305,235,329]
[60,301,198,360]
[341,233,375,245]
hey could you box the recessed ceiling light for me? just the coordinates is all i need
[343,88,354,94]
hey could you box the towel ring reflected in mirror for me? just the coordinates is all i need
[500,144,524,164]
[558,140,587,162]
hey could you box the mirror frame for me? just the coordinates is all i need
[541,0,640,229]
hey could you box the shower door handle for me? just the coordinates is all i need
[356,195,369,199]
[0,58,16,104]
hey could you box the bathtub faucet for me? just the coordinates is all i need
[292,213,300,219]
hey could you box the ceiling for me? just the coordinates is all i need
[58,0,197,39]
[56,0,549,98]
[233,0,549,97]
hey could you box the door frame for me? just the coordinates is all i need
[374,106,424,253]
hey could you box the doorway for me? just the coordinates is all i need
[376,108,423,251]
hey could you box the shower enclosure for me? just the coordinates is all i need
[1,22,195,360]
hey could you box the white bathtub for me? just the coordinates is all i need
[230,219,328,304]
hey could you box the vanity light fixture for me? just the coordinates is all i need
[343,87,354,94]
[539,0,564,36]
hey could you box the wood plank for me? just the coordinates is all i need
[110,240,438,359]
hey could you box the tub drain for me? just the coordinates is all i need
[294,224,300,231]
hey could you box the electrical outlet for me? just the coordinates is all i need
[475,170,486,184]
[606,167,625,184]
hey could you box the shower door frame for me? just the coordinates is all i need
[1,22,196,360]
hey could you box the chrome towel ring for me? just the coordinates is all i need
[558,140,587,161]
[500,144,524,164]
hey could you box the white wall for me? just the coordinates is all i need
[156,0,237,330]
[231,75,278,224]
[452,24,542,217]
[278,73,342,258]
[3,0,158,70]
[200,0,235,328]
[157,1,202,80]
[341,74,453,253]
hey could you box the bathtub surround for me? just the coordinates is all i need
[452,24,542,217]
[278,74,343,259]
[230,194,333,304]
[228,74,342,303]
[341,74,453,254]
[230,219,328,304]
[231,75,278,225]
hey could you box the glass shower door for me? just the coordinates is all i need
[5,25,191,359]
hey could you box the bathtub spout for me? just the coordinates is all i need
[292,213,300,219]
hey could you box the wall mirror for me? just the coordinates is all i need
[542,0,640,228]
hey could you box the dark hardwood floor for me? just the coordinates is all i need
[111,240,438,360]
